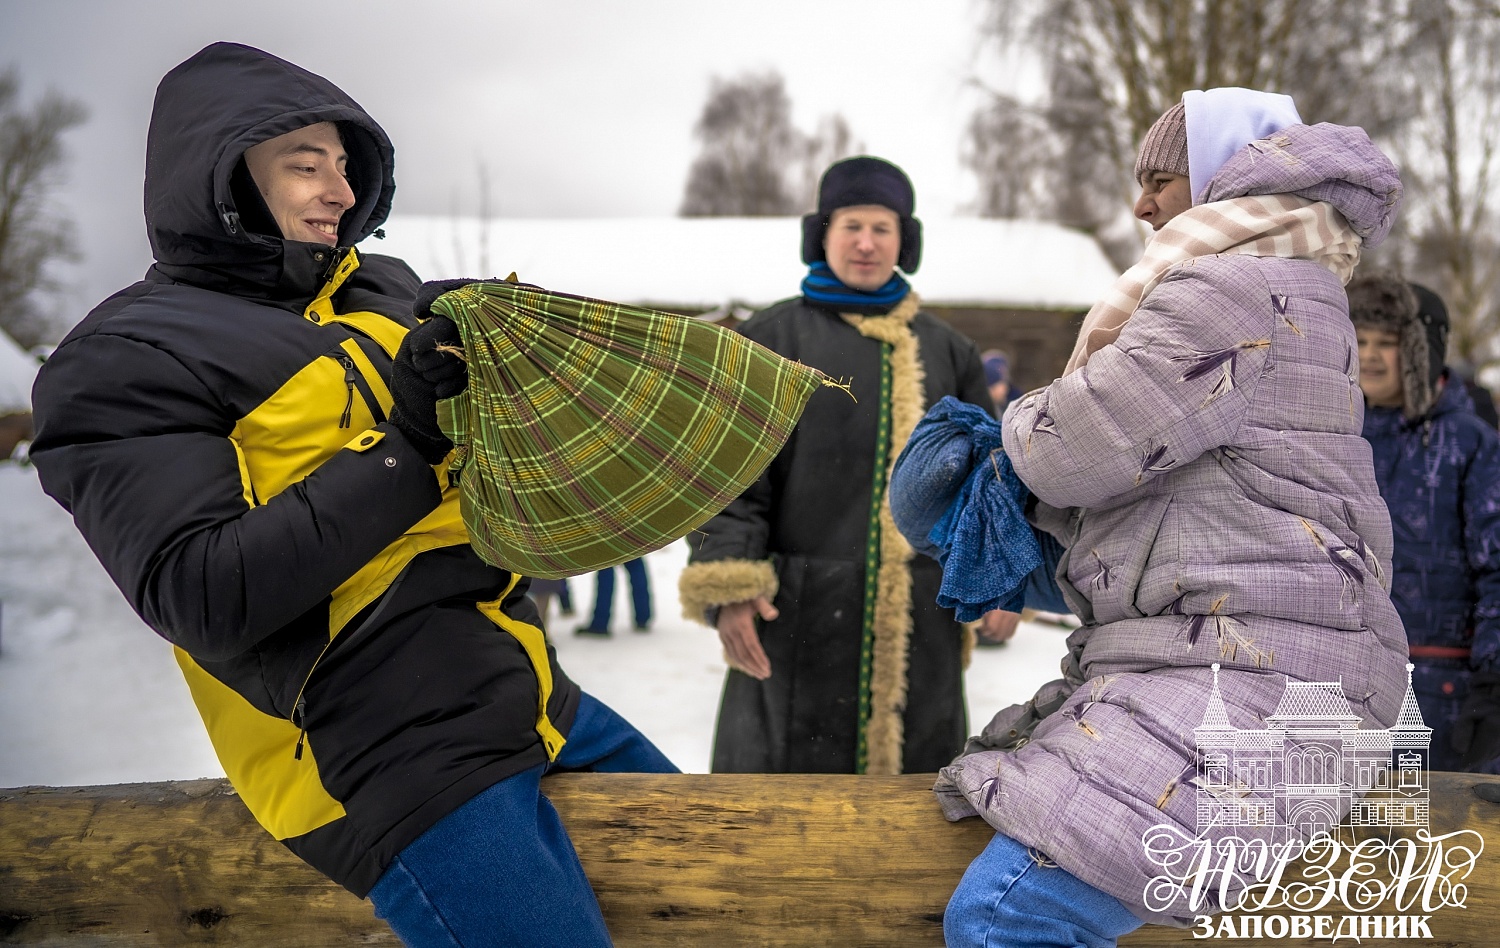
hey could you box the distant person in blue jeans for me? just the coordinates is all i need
[527,576,576,626]
[575,557,653,636]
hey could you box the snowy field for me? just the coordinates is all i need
[0,462,1072,788]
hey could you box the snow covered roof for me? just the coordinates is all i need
[370,216,1119,312]
[0,330,39,413]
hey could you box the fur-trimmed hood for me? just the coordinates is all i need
[1346,270,1449,419]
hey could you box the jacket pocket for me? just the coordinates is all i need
[477,590,568,762]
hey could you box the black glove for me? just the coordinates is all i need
[388,280,475,464]
[412,278,481,320]
[1451,672,1500,770]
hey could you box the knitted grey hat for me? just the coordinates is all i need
[1134,102,1189,185]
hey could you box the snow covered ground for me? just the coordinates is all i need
[0,462,1072,787]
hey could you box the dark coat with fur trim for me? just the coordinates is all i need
[1365,379,1500,769]
[685,296,991,774]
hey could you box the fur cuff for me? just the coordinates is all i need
[678,559,779,625]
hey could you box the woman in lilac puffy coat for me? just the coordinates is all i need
[938,89,1409,945]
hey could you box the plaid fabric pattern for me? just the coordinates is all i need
[1064,194,1360,374]
[431,281,833,578]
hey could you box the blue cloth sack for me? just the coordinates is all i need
[890,397,1048,621]
[888,417,974,560]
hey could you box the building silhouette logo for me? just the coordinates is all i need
[1143,662,1483,936]
[1192,661,1432,839]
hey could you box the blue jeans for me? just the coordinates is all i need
[586,558,652,630]
[946,832,1143,948]
[369,692,678,947]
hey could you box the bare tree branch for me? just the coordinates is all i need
[966,0,1427,272]
[0,68,87,349]
[1401,0,1500,371]
[679,71,859,217]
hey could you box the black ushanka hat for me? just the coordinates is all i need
[801,156,923,274]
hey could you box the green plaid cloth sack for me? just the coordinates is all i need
[431,280,838,578]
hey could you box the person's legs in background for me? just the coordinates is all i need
[557,577,575,617]
[945,832,1142,948]
[576,567,615,636]
[525,578,570,630]
[529,591,556,627]
[622,557,653,632]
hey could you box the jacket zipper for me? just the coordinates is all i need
[287,641,333,762]
[293,697,309,760]
[326,349,388,428]
[289,334,400,760]
[337,355,357,428]
[286,564,413,760]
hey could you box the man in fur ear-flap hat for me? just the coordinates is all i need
[1349,270,1500,774]
[679,155,1008,776]
[800,155,924,286]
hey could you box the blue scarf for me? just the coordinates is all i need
[800,261,910,314]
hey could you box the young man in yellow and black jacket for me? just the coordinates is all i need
[29,42,675,947]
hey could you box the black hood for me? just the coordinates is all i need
[144,42,396,299]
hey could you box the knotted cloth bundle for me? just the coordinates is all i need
[430,280,838,578]
[889,396,1057,620]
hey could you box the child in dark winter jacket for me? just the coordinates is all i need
[1349,272,1500,773]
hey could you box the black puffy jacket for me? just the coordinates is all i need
[30,43,579,896]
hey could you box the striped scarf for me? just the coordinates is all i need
[1065,195,1361,374]
[801,261,911,314]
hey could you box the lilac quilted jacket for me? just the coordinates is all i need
[935,123,1408,926]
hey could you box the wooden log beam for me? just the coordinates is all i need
[2,772,1499,946]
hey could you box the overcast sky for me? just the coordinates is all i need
[1,0,1004,322]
